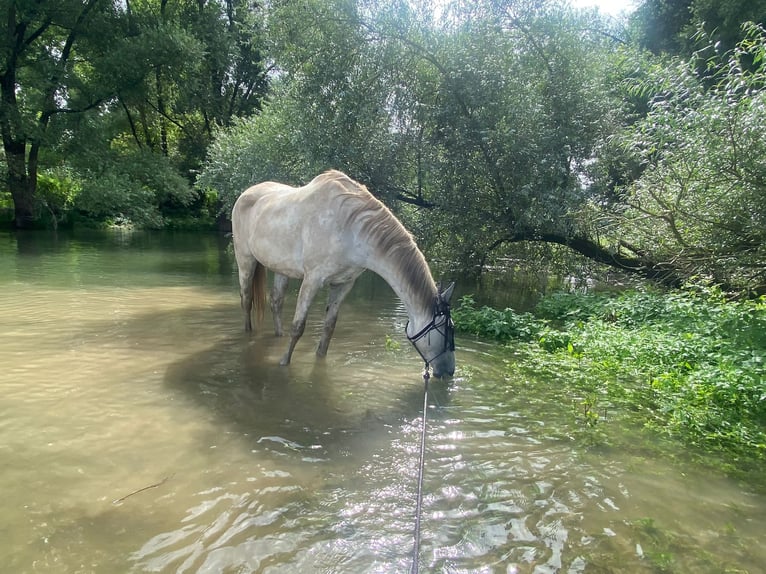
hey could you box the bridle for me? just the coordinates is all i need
[406,294,455,368]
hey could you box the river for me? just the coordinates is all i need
[0,230,763,573]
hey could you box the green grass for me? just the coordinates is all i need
[453,287,766,467]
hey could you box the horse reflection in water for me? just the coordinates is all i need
[231,170,455,378]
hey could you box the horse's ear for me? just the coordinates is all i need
[440,282,455,303]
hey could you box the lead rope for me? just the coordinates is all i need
[410,361,430,574]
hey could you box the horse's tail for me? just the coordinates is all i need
[253,262,267,325]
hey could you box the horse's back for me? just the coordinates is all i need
[231,172,376,278]
[233,181,294,217]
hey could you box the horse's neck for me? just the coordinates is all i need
[364,250,436,329]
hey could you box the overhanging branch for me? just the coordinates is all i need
[500,229,685,287]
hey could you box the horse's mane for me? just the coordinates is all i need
[311,170,437,309]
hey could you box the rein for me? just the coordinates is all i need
[410,362,430,574]
[407,296,454,573]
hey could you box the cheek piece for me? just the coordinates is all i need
[406,295,455,366]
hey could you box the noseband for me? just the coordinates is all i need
[407,295,455,366]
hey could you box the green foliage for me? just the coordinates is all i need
[534,291,612,323]
[600,24,766,292]
[452,295,541,342]
[0,0,267,228]
[630,0,766,56]
[195,100,313,215]
[384,334,401,352]
[629,517,679,573]
[630,0,696,55]
[36,169,80,225]
[454,289,766,464]
[3,0,764,296]
[198,0,623,259]
[73,149,196,228]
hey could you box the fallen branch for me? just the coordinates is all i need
[112,474,174,504]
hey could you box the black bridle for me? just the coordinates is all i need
[406,295,455,367]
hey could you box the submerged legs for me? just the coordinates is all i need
[279,276,322,366]
[317,280,356,357]
[249,272,357,366]
[270,273,289,336]
[235,256,257,332]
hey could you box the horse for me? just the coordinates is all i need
[231,170,455,378]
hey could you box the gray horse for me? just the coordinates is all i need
[231,170,455,377]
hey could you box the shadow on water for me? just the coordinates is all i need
[5,295,455,572]
[137,302,457,572]
[160,313,454,455]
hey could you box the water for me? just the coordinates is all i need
[1,230,764,573]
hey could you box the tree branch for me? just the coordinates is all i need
[499,229,686,287]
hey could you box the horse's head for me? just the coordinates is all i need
[407,283,456,378]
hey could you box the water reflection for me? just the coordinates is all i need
[0,231,764,573]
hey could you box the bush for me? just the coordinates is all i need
[453,295,541,342]
[73,149,197,228]
[454,289,766,463]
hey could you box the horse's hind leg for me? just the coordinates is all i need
[279,275,322,366]
[317,280,356,358]
[270,273,289,336]
[235,254,257,332]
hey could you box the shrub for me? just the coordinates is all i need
[455,289,766,463]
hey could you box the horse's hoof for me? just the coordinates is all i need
[279,356,290,366]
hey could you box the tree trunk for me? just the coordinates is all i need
[508,230,685,288]
[4,140,36,228]
[10,181,37,228]
[1,0,100,228]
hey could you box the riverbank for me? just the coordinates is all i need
[453,287,766,475]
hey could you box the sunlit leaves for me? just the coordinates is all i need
[199,0,625,269]
[456,288,766,462]
[613,24,766,290]
[197,1,763,291]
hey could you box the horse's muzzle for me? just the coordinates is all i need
[431,354,455,379]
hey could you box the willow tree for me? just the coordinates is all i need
[606,25,766,292]
[201,0,647,274]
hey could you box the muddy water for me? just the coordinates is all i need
[0,231,763,573]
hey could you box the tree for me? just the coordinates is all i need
[607,24,766,292]
[117,0,268,177]
[631,0,766,56]
[630,0,693,54]
[0,0,268,228]
[199,0,763,290]
[199,0,438,211]
[201,0,645,270]
[0,0,121,228]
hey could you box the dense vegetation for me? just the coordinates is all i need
[453,289,766,467]
[1,0,267,229]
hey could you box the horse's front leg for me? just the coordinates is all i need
[317,280,356,358]
[280,276,322,366]
[270,273,289,336]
